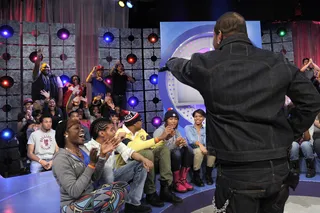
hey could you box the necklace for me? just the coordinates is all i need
[66,147,83,158]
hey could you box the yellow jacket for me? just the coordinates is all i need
[115,125,159,167]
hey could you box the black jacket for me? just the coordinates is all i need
[166,34,320,162]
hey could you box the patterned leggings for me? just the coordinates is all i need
[61,181,129,213]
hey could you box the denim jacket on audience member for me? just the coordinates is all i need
[184,125,206,148]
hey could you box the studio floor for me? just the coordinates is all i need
[1,172,320,213]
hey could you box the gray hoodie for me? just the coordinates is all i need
[52,147,106,208]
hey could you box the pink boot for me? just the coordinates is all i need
[180,167,194,191]
[173,170,187,193]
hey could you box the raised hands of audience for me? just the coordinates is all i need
[40,90,50,100]
[89,148,99,167]
[100,137,121,158]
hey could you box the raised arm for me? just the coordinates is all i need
[86,66,96,83]
[32,49,42,81]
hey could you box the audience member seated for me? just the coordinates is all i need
[85,118,153,213]
[313,114,320,158]
[154,108,194,193]
[185,109,216,186]
[290,125,316,178]
[27,114,59,173]
[53,119,129,213]
[69,111,90,143]
[116,111,182,207]
[86,65,111,99]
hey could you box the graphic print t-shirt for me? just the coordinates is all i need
[27,129,57,159]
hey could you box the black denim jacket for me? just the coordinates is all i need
[166,34,320,162]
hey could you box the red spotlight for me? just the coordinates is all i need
[29,51,43,63]
[0,76,14,89]
[126,53,137,65]
[148,33,159,44]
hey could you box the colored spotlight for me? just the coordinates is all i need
[1,128,15,141]
[57,28,70,40]
[152,116,162,127]
[148,33,159,44]
[103,32,114,43]
[106,78,112,84]
[0,25,14,38]
[2,104,12,112]
[60,75,70,86]
[128,96,139,108]
[126,53,137,65]
[0,76,14,89]
[277,27,287,37]
[149,74,158,85]
[118,0,125,7]
[126,0,133,8]
[29,51,43,63]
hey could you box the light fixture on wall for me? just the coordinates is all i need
[57,28,70,40]
[0,127,15,141]
[103,32,114,43]
[60,75,70,86]
[128,96,139,108]
[0,76,14,89]
[149,74,158,85]
[126,53,137,64]
[118,0,134,8]
[29,51,43,63]
[148,33,159,44]
[2,104,12,112]
[151,116,162,127]
[276,27,287,37]
[0,25,14,39]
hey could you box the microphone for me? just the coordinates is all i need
[158,66,169,72]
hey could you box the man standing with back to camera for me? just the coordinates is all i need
[160,12,320,212]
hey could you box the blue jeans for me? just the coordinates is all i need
[170,146,194,171]
[290,141,314,161]
[114,160,147,206]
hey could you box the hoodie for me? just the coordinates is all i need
[52,147,106,208]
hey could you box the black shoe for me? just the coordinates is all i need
[290,160,300,175]
[306,158,316,178]
[193,169,204,187]
[124,203,152,213]
[146,192,165,207]
[160,181,183,204]
[205,166,214,185]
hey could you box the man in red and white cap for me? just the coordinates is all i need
[86,65,111,99]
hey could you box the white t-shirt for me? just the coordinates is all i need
[27,129,57,159]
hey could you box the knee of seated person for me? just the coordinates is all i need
[291,141,300,150]
[139,149,154,161]
[300,141,312,149]
[159,145,170,156]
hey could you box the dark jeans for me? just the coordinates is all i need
[214,158,295,213]
[170,146,194,171]
[112,94,127,110]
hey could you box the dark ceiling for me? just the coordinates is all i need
[129,0,320,28]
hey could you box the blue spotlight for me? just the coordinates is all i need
[149,74,158,85]
[128,96,139,108]
[60,75,70,86]
[126,0,133,8]
[0,25,14,39]
[103,32,114,43]
[1,128,14,141]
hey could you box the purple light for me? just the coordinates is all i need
[106,79,111,84]
[62,33,67,39]
[3,31,8,36]
[57,28,70,40]
[149,74,158,85]
[0,25,14,39]
[152,116,162,127]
